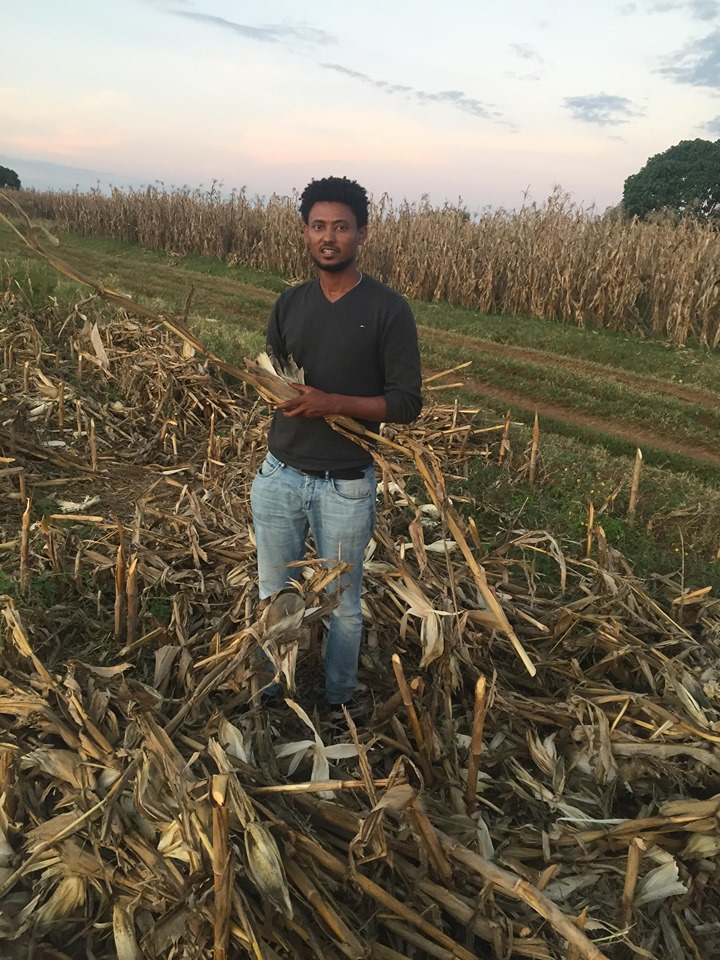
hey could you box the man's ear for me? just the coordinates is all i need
[358,225,368,245]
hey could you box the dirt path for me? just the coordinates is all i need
[459,373,720,468]
[419,327,720,468]
[425,327,720,408]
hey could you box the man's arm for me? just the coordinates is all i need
[378,298,422,424]
[276,386,387,422]
[266,297,285,361]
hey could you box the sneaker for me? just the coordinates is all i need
[320,695,372,725]
[260,685,282,706]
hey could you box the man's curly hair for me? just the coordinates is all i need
[299,176,369,228]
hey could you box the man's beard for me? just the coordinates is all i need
[312,255,355,273]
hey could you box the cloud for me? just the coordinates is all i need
[506,45,546,82]
[703,114,720,133]
[660,27,720,86]
[505,71,543,82]
[170,11,335,45]
[509,42,546,64]
[9,132,124,159]
[319,63,501,121]
[647,0,720,19]
[563,93,642,126]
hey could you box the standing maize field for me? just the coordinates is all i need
[17,184,720,349]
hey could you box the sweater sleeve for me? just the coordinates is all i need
[381,298,423,424]
[266,295,286,361]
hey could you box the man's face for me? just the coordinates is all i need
[304,201,367,273]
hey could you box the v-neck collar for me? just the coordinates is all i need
[316,274,363,305]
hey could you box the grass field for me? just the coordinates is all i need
[2,220,719,591]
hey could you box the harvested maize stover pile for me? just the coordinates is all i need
[1,286,719,960]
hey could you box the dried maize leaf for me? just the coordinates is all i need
[157,820,193,864]
[113,900,143,960]
[34,875,86,930]
[635,860,688,907]
[217,716,250,764]
[20,748,92,790]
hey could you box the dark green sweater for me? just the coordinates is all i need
[266,275,422,470]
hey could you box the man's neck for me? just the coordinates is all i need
[318,266,362,302]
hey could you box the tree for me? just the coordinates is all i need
[0,165,21,190]
[622,139,720,221]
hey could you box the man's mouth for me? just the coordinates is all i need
[320,246,339,254]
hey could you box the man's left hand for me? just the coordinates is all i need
[276,383,337,418]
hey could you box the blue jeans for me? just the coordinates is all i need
[250,452,376,704]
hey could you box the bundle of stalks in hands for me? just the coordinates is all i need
[1,196,720,959]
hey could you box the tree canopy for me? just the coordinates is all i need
[622,138,720,221]
[0,165,21,190]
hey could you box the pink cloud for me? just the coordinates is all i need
[9,132,123,159]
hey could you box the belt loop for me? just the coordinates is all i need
[324,470,330,480]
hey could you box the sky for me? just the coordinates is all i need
[2,0,719,212]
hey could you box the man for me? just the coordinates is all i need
[250,176,422,710]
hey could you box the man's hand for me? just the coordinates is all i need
[276,385,389,423]
[276,383,338,418]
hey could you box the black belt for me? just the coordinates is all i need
[300,466,366,480]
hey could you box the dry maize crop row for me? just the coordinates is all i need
[14,185,720,349]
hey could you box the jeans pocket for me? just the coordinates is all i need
[330,475,373,501]
[257,452,281,478]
